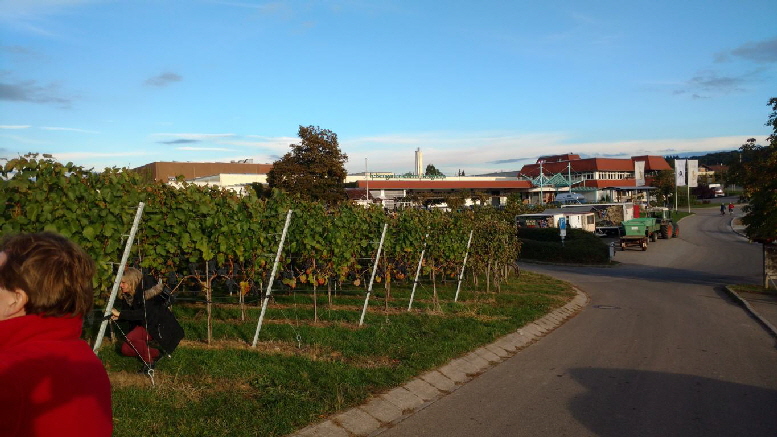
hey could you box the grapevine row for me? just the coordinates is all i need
[1,155,521,309]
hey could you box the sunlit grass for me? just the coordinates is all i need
[103,271,574,437]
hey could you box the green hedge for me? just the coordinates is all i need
[518,228,610,264]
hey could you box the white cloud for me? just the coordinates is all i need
[0,125,31,129]
[0,0,97,36]
[176,147,236,152]
[0,133,49,145]
[53,150,151,160]
[153,133,237,140]
[41,126,99,134]
[340,131,760,175]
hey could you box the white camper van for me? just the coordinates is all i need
[555,192,586,204]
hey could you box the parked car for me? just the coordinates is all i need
[555,192,586,204]
[713,187,725,197]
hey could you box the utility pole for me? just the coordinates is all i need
[539,160,544,204]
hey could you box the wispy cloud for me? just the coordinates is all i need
[716,37,777,64]
[41,126,99,134]
[144,72,182,87]
[0,0,97,36]
[0,80,73,108]
[215,1,294,16]
[176,147,236,152]
[341,131,759,175]
[0,125,31,129]
[153,133,236,140]
[672,68,767,99]
[489,157,536,165]
[159,139,200,145]
[0,134,49,145]
[1,45,34,55]
[54,150,152,160]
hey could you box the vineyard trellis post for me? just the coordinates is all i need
[252,209,293,347]
[93,202,145,354]
[205,260,212,344]
[407,233,429,311]
[454,229,474,302]
[359,223,388,326]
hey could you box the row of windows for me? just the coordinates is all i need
[575,171,632,180]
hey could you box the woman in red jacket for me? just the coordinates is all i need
[0,232,113,437]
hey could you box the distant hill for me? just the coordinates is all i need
[664,150,739,167]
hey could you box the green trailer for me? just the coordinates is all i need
[619,217,660,251]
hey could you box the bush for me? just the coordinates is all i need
[518,228,610,264]
[517,228,598,243]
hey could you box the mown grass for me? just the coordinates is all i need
[729,284,777,295]
[671,211,693,222]
[101,271,574,437]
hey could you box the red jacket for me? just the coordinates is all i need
[0,315,113,437]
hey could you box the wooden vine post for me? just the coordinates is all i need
[252,209,293,347]
[359,223,388,326]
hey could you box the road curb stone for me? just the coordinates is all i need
[287,287,589,437]
[724,286,777,338]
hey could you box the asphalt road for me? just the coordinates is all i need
[379,205,777,437]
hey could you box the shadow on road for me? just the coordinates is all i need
[568,367,777,437]
[522,262,758,290]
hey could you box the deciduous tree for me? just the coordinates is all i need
[649,170,675,206]
[267,125,348,204]
[425,164,444,177]
[728,98,777,243]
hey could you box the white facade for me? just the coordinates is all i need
[171,173,267,195]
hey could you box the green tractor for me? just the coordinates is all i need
[647,207,679,239]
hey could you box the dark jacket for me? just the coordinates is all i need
[118,277,184,354]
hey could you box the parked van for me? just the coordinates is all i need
[555,192,586,204]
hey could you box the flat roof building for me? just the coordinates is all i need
[132,161,273,182]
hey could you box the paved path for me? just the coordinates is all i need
[293,205,777,437]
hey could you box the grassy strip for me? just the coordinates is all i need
[729,284,777,295]
[671,211,693,222]
[101,271,574,436]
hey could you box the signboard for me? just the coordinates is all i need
[558,217,567,238]
[765,245,777,289]
[634,161,646,186]
[687,160,699,188]
[675,159,686,186]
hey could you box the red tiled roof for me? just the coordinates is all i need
[631,156,672,171]
[356,180,532,189]
[520,155,672,176]
[520,158,635,176]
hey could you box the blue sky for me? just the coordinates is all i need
[1,0,775,175]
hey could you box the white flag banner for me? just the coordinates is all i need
[687,160,699,188]
[634,161,646,186]
[675,159,686,186]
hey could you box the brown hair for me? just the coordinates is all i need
[0,232,95,317]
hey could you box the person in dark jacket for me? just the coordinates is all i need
[111,267,183,373]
